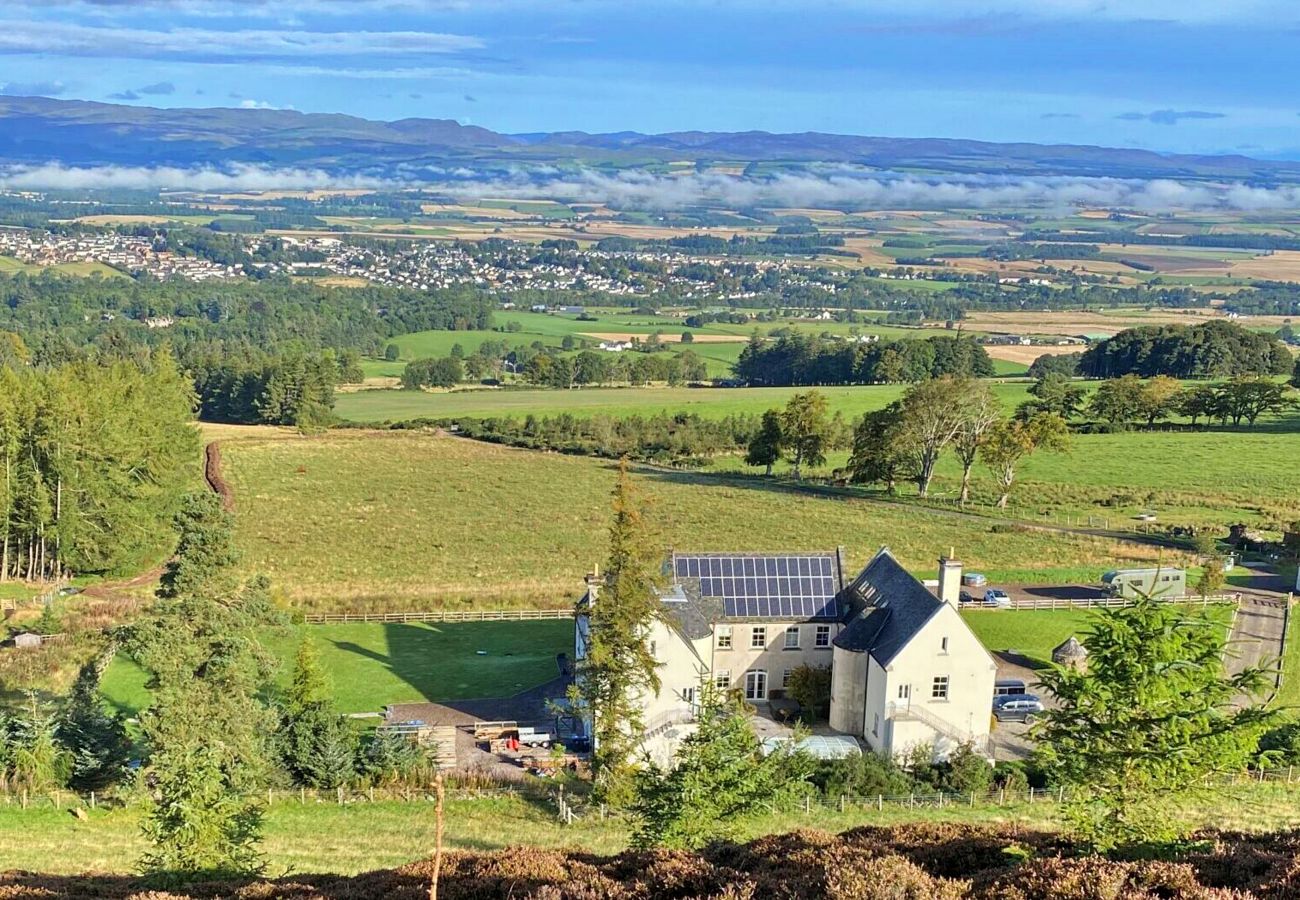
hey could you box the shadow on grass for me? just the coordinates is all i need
[328,622,569,722]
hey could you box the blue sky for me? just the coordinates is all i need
[4,1,1300,157]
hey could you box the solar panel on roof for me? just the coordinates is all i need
[673,554,839,619]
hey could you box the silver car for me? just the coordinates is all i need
[993,695,1045,723]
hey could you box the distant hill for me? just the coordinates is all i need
[3,95,1300,182]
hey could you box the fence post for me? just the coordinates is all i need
[90,791,96,810]
[337,786,343,805]
[970,791,975,807]
[300,787,306,805]
[1028,787,1034,803]
[878,794,883,811]
[804,795,811,815]
[998,787,1005,806]
[369,786,375,803]
[839,795,845,813]
[1058,786,1065,803]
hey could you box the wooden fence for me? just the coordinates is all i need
[964,593,1241,611]
[302,608,574,624]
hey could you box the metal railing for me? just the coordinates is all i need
[963,593,1241,611]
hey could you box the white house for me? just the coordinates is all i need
[829,549,996,759]
[574,546,995,763]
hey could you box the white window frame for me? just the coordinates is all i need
[715,669,731,690]
[716,625,732,649]
[898,684,910,701]
[751,627,767,649]
[814,624,831,648]
[940,636,949,653]
[782,668,793,688]
[932,675,950,700]
[784,626,800,649]
[744,669,768,701]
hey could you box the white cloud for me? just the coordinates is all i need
[0,20,484,60]
[0,162,394,191]
[431,166,1300,213]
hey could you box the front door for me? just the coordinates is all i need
[745,670,767,701]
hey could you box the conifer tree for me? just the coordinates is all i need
[61,661,132,792]
[133,492,281,881]
[281,638,356,789]
[571,459,662,805]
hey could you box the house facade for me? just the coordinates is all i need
[575,546,996,762]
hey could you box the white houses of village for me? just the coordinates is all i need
[575,547,997,763]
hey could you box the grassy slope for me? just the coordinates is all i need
[335,382,1035,423]
[219,428,1167,611]
[6,782,1300,876]
[100,619,574,716]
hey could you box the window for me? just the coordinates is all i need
[898,684,910,701]
[683,686,698,710]
[940,636,949,653]
[784,626,800,649]
[649,640,657,657]
[872,713,880,737]
[815,624,831,648]
[751,627,767,649]
[715,670,731,690]
[716,625,732,649]
[782,668,793,688]
[744,670,768,700]
[932,676,950,700]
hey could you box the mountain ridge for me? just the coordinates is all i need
[2,95,1298,182]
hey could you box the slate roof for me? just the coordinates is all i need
[833,548,944,666]
[657,580,724,641]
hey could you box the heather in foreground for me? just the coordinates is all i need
[7,823,1300,899]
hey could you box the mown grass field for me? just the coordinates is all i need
[216,427,1168,612]
[335,381,1036,423]
[100,619,573,716]
[6,781,1300,875]
[962,604,1234,670]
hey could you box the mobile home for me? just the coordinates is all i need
[1101,568,1186,599]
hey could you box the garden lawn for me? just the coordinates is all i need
[100,619,573,716]
[214,427,1168,612]
[960,609,1095,668]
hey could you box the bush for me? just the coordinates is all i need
[786,664,832,720]
[935,743,993,796]
[810,753,913,799]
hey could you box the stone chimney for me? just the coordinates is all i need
[937,550,962,607]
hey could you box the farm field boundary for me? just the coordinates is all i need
[302,608,574,624]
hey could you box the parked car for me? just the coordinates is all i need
[992,695,1044,723]
[994,679,1027,697]
[958,589,975,603]
[983,588,1012,608]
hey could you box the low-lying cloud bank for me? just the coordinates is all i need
[436,167,1300,213]
[8,162,1300,213]
[0,163,389,192]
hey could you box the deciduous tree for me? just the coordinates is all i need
[745,409,783,476]
[779,391,830,480]
[981,413,1070,508]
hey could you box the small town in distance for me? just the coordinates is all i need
[2,3,1300,898]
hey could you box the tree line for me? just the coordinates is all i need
[733,333,994,387]
[0,353,198,581]
[1021,372,1296,429]
[189,348,364,427]
[0,273,495,362]
[1078,320,1292,379]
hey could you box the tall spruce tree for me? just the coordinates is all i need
[133,492,282,881]
[571,459,662,805]
[60,661,132,792]
[1035,595,1277,850]
[281,638,357,789]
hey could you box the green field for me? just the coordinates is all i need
[962,604,1234,670]
[960,609,1095,668]
[335,381,1036,423]
[100,619,573,716]
[215,427,1167,611]
[5,779,1300,875]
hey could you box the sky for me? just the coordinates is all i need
[3,1,1300,158]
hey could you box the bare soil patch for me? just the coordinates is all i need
[983,344,1081,365]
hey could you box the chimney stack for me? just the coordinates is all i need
[937,550,962,607]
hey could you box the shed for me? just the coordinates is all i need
[1052,636,1088,672]
[13,632,42,649]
